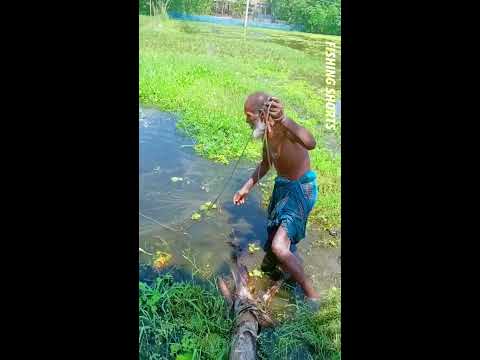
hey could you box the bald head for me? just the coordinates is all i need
[244,91,272,114]
[244,92,286,140]
[243,92,272,139]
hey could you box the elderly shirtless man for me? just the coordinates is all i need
[233,92,320,300]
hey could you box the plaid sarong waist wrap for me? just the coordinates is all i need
[267,170,317,248]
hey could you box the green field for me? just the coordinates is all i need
[140,274,341,359]
[139,16,341,359]
[139,16,341,230]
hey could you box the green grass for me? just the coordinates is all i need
[258,287,341,360]
[139,274,341,360]
[139,275,232,360]
[139,15,341,230]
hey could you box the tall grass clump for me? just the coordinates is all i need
[258,287,341,360]
[139,274,232,360]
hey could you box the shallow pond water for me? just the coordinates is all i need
[139,106,340,306]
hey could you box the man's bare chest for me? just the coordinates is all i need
[267,139,303,165]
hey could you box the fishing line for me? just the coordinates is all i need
[256,97,276,207]
[139,96,279,233]
[139,212,179,232]
[211,135,253,207]
[139,134,253,232]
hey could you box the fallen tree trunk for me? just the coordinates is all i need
[218,252,277,360]
[229,299,259,360]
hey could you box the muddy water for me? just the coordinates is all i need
[139,106,340,304]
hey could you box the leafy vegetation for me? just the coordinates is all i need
[139,0,214,16]
[258,286,341,359]
[139,274,232,359]
[272,0,341,35]
[139,274,341,359]
[139,0,341,35]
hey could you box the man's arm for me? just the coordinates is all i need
[281,117,316,150]
[242,144,270,192]
[267,97,316,150]
[234,144,270,205]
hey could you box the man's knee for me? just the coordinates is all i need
[271,241,290,260]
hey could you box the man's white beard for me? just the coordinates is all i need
[252,121,266,139]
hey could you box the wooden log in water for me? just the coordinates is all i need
[217,236,284,359]
[230,300,259,360]
[218,277,259,360]
[218,260,275,360]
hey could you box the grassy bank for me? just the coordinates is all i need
[139,275,341,360]
[139,15,341,230]
[139,275,231,359]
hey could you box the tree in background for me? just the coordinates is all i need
[139,0,214,16]
[139,0,150,15]
[139,0,174,17]
[272,0,340,35]
[169,0,215,15]
[139,0,341,35]
[231,0,247,18]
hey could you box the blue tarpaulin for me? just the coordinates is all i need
[168,12,301,32]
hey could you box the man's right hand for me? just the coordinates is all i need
[233,188,249,205]
[268,97,286,123]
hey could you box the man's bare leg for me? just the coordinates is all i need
[260,232,283,279]
[271,225,320,299]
